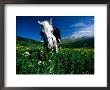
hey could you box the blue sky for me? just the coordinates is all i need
[16,16,94,41]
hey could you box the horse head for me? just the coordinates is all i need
[38,18,59,53]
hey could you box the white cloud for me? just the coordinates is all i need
[62,21,94,39]
[71,24,94,38]
[70,22,86,27]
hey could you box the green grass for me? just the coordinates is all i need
[16,36,94,74]
[16,45,94,74]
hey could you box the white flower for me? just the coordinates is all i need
[42,62,45,64]
[48,59,52,62]
[24,52,30,57]
[38,61,42,65]
[41,50,43,53]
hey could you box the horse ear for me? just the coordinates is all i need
[49,18,52,24]
[38,21,42,25]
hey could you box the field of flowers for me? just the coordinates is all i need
[16,44,94,74]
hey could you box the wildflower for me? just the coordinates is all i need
[26,48,30,50]
[29,64,32,67]
[42,61,45,64]
[48,59,52,62]
[38,61,42,65]
[41,50,43,53]
[24,51,30,57]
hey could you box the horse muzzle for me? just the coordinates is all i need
[48,44,54,50]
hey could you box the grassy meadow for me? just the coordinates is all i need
[16,36,94,74]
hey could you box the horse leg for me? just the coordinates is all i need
[55,44,58,53]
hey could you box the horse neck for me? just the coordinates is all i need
[45,29,53,38]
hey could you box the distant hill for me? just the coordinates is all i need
[61,37,94,48]
[16,36,38,42]
[16,36,43,47]
[16,36,94,49]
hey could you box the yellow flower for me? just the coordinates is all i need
[26,48,30,50]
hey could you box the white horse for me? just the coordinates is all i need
[38,18,60,53]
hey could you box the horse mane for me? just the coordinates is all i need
[53,26,61,44]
